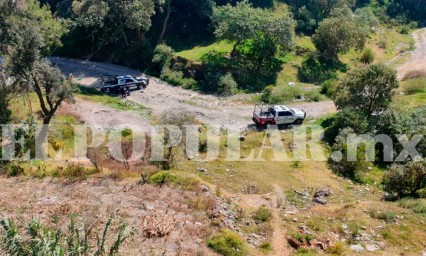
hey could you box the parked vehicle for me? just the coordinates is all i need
[100,75,149,94]
[252,104,306,127]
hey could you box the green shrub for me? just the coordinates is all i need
[360,48,375,64]
[327,128,373,182]
[152,44,173,69]
[320,80,337,97]
[207,229,247,256]
[398,198,426,215]
[378,39,387,49]
[59,163,96,179]
[325,241,347,255]
[369,210,397,223]
[160,68,198,89]
[261,85,274,103]
[7,163,25,177]
[149,171,178,187]
[304,90,324,102]
[0,218,132,255]
[259,242,272,253]
[268,85,302,103]
[252,207,273,223]
[400,26,410,34]
[298,56,339,84]
[383,161,426,198]
[218,73,238,96]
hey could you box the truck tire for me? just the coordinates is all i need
[136,85,141,90]
[294,119,304,124]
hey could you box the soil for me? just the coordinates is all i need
[0,177,215,256]
[51,57,336,130]
[397,28,426,80]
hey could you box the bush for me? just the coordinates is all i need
[0,218,132,255]
[320,80,337,97]
[327,128,373,182]
[383,161,426,198]
[268,85,302,103]
[360,48,375,64]
[7,163,25,177]
[398,198,426,214]
[261,85,274,103]
[59,163,96,179]
[400,26,410,34]
[323,109,370,145]
[304,90,324,102]
[152,44,173,69]
[149,171,177,187]
[298,56,339,84]
[160,68,198,89]
[252,207,273,223]
[378,39,387,49]
[217,73,238,96]
[207,229,247,256]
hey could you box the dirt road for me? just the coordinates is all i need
[52,57,335,129]
[397,28,426,80]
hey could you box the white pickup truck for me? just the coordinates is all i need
[252,104,306,127]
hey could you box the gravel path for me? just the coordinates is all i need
[51,57,336,129]
[397,28,426,80]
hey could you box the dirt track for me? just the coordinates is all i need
[397,28,426,80]
[51,57,336,129]
[52,28,426,129]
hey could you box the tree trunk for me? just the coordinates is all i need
[158,0,171,44]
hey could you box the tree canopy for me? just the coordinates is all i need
[312,8,367,61]
[334,64,399,117]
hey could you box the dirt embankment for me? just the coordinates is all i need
[0,177,215,256]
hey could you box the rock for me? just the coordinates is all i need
[366,244,380,252]
[422,251,426,256]
[314,188,332,198]
[288,82,296,87]
[350,244,364,253]
[382,192,397,201]
[342,224,348,230]
[292,218,298,222]
[313,197,327,205]
[361,226,367,230]
[201,185,209,192]
[196,168,208,173]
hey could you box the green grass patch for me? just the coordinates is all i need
[175,40,234,62]
[207,229,247,256]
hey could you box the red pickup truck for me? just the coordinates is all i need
[252,104,306,127]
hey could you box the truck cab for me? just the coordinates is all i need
[252,104,306,127]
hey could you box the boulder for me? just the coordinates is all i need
[366,244,380,252]
[350,244,364,253]
[313,197,327,205]
[314,188,333,198]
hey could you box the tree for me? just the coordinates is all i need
[312,10,366,61]
[334,64,399,117]
[285,0,355,33]
[212,0,295,53]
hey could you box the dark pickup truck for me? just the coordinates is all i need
[100,75,149,94]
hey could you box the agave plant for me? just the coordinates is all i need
[0,217,133,256]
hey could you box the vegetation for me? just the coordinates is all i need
[207,229,247,256]
[0,218,133,256]
[334,64,399,117]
